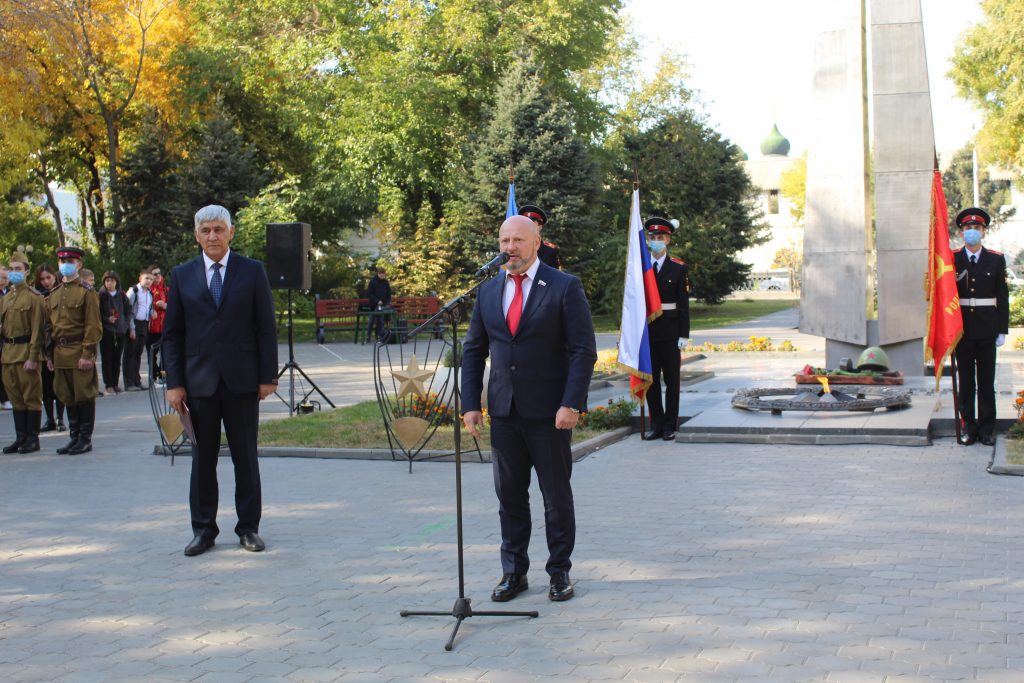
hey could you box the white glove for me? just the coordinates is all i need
[677,338,688,350]
[996,334,1006,347]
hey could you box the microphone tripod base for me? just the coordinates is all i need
[401,597,539,651]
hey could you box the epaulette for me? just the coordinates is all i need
[953,246,965,253]
[670,257,686,265]
[543,240,558,248]
[987,248,1003,255]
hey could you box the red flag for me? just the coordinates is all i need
[924,168,963,389]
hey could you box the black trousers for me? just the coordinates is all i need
[646,337,681,432]
[99,330,126,389]
[146,330,162,377]
[490,403,575,576]
[122,320,149,387]
[955,336,998,438]
[189,380,262,539]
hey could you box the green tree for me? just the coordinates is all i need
[949,0,1024,172]
[119,111,186,261]
[621,111,768,304]
[457,59,601,281]
[941,145,1015,227]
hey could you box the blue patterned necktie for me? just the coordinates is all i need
[210,262,223,305]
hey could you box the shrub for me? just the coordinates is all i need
[578,398,637,431]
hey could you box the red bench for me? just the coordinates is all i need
[314,295,441,344]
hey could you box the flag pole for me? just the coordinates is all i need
[950,353,963,443]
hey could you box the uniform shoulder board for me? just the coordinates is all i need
[543,240,558,248]
[953,246,965,253]
[670,257,686,265]
[987,248,1003,256]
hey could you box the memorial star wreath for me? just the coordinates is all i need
[373,328,483,471]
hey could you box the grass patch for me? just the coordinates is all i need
[259,400,618,450]
[1006,438,1024,465]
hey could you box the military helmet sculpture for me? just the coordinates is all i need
[856,346,891,372]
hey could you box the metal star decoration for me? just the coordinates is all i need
[393,354,435,399]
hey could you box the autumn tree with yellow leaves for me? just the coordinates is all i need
[0,0,185,251]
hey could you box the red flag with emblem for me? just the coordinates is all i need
[924,167,963,389]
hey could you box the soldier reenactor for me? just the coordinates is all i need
[1,251,45,454]
[953,207,1009,446]
[518,204,561,269]
[46,246,102,455]
[643,216,690,441]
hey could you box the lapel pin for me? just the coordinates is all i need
[538,280,547,287]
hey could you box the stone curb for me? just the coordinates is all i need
[153,426,634,463]
[988,435,1024,475]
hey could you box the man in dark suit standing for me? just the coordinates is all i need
[952,207,1008,446]
[163,205,278,556]
[462,214,597,603]
[643,217,690,441]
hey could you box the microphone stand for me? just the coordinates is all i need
[400,265,538,651]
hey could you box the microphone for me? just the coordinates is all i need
[474,252,510,277]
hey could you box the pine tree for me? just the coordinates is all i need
[456,59,601,278]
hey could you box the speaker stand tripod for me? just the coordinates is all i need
[276,288,335,413]
[399,276,537,651]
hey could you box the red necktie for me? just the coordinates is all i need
[506,274,526,335]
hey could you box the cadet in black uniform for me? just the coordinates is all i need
[519,205,561,269]
[644,217,690,440]
[953,207,1009,446]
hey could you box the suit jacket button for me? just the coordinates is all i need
[510,365,516,371]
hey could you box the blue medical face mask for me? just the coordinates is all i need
[7,271,25,285]
[963,228,982,246]
[59,262,78,278]
[648,240,667,254]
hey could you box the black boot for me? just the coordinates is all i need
[56,401,66,432]
[18,411,41,453]
[41,400,56,432]
[3,410,26,453]
[56,406,80,454]
[67,402,94,455]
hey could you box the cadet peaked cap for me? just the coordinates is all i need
[644,216,675,234]
[956,207,991,228]
[519,205,547,226]
[56,246,85,259]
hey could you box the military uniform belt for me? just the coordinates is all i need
[3,335,31,344]
[56,335,85,346]
[963,298,996,307]
[661,303,677,310]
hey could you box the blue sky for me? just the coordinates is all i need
[623,0,983,160]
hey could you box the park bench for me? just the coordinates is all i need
[314,294,441,344]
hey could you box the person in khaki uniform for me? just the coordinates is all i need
[45,246,102,455]
[1,252,45,454]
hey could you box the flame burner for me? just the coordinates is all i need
[731,387,912,415]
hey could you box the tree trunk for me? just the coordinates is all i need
[105,116,120,243]
[34,163,65,247]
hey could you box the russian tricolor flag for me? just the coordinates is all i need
[505,180,517,219]
[617,188,661,399]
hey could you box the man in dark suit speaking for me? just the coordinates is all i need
[462,214,597,602]
[163,205,278,557]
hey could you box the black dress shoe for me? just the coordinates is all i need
[662,429,676,441]
[184,536,214,556]
[643,429,661,440]
[979,434,996,446]
[959,433,977,446]
[239,532,265,552]
[491,573,528,602]
[548,571,574,601]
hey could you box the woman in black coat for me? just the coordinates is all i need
[98,270,132,395]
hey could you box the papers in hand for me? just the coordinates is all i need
[179,401,197,444]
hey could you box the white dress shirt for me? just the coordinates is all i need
[202,249,231,288]
[502,257,542,318]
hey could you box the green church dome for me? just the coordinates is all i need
[760,124,791,156]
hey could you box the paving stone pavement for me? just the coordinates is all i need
[3,432,1024,682]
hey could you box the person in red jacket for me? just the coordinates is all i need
[146,265,168,381]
